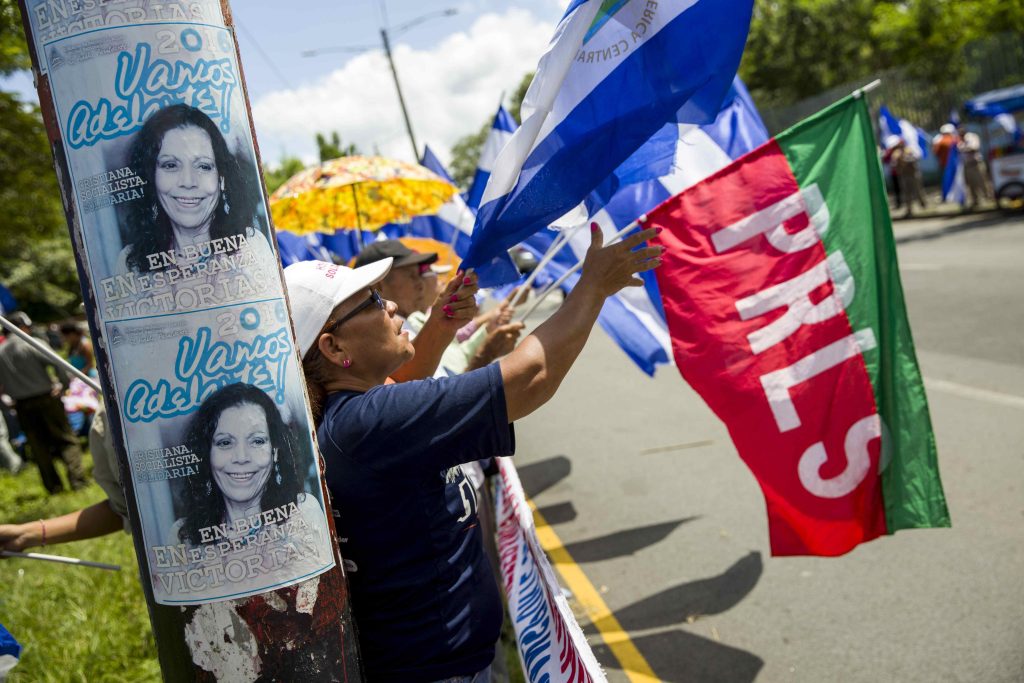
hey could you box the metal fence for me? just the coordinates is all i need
[760,32,1024,135]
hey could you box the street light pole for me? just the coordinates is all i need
[379,27,420,160]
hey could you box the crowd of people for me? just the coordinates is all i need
[0,224,662,681]
[882,121,993,216]
[0,92,665,681]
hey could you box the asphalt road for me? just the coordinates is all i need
[513,209,1024,682]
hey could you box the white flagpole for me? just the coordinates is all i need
[516,215,647,323]
[515,224,582,301]
[0,314,102,393]
[1,550,120,571]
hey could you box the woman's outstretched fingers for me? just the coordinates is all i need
[618,226,659,251]
[588,222,604,250]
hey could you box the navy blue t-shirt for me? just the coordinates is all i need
[318,363,515,682]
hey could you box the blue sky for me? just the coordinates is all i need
[7,0,565,167]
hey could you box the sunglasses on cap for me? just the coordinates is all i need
[323,289,385,335]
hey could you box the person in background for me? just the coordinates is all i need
[0,405,126,550]
[0,312,86,493]
[60,322,95,378]
[891,138,928,217]
[957,125,993,209]
[286,223,661,682]
[356,240,524,377]
[881,134,904,210]
[932,123,957,172]
[60,321,98,437]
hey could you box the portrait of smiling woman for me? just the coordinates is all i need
[160,383,333,599]
[116,104,276,297]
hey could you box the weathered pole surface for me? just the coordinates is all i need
[16,1,362,680]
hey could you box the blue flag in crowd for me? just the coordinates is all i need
[941,143,966,205]
[523,77,770,375]
[991,105,1023,144]
[879,105,930,160]
[403,147,477,257]
[465,106,517,211]
[0,283,16,315]
[461,0,755,285]
[276,231,334,267]
[0,623,20,678]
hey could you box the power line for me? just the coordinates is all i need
[236,20,295,91]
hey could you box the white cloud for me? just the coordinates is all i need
[251,9,553,168]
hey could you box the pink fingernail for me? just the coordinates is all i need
[449,294,458,303]
[442,305,452,314]
[446,312,455,319]
[590,222,599,233]
[463,277,472,286]
[656,227,664,234]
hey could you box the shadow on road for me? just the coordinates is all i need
[895,211,1021,245]
[613,551,763,631]
[593,628,764,683]
[516,455,572,498]
[557,518,698,564]
[534,501,577,525]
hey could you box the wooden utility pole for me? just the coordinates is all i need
[16,1,362,679]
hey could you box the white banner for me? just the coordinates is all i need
[495,458,606,682]
[26,0,335,605]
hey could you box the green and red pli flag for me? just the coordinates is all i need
[648,94,950,556]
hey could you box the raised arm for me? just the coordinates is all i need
[0,500,124,553]
[500,225,662,422]
[390,272,479,382]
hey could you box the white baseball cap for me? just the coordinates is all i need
[284,258,393,358]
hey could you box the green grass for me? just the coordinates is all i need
[0,452,159,682]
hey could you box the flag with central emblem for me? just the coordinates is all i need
[462,0,755,284]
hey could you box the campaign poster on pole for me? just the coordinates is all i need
[26,0,336,605]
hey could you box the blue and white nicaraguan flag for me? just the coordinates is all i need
[461,0,755,285]
[878,105,930,160]
[276,231,334,267]
[403,146,478,257]
[465,106,517,212]
[524,77,770,375]
[941,143,966,205]
[0,623,21,678]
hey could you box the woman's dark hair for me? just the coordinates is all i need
[124,104,259,273]
[178,383,306,546]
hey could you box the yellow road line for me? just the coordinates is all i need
[528,499,660,682]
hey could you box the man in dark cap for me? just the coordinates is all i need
[0,312,87,493]
[354,240,439,320]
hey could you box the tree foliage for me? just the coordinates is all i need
[315,131,359,162]
[740,0,1024,109]
[0,1,82,321]
[262,156,305,195]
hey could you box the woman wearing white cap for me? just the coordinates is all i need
[284,225,662,683]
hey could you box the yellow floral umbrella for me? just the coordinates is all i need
[269,156,457,236]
